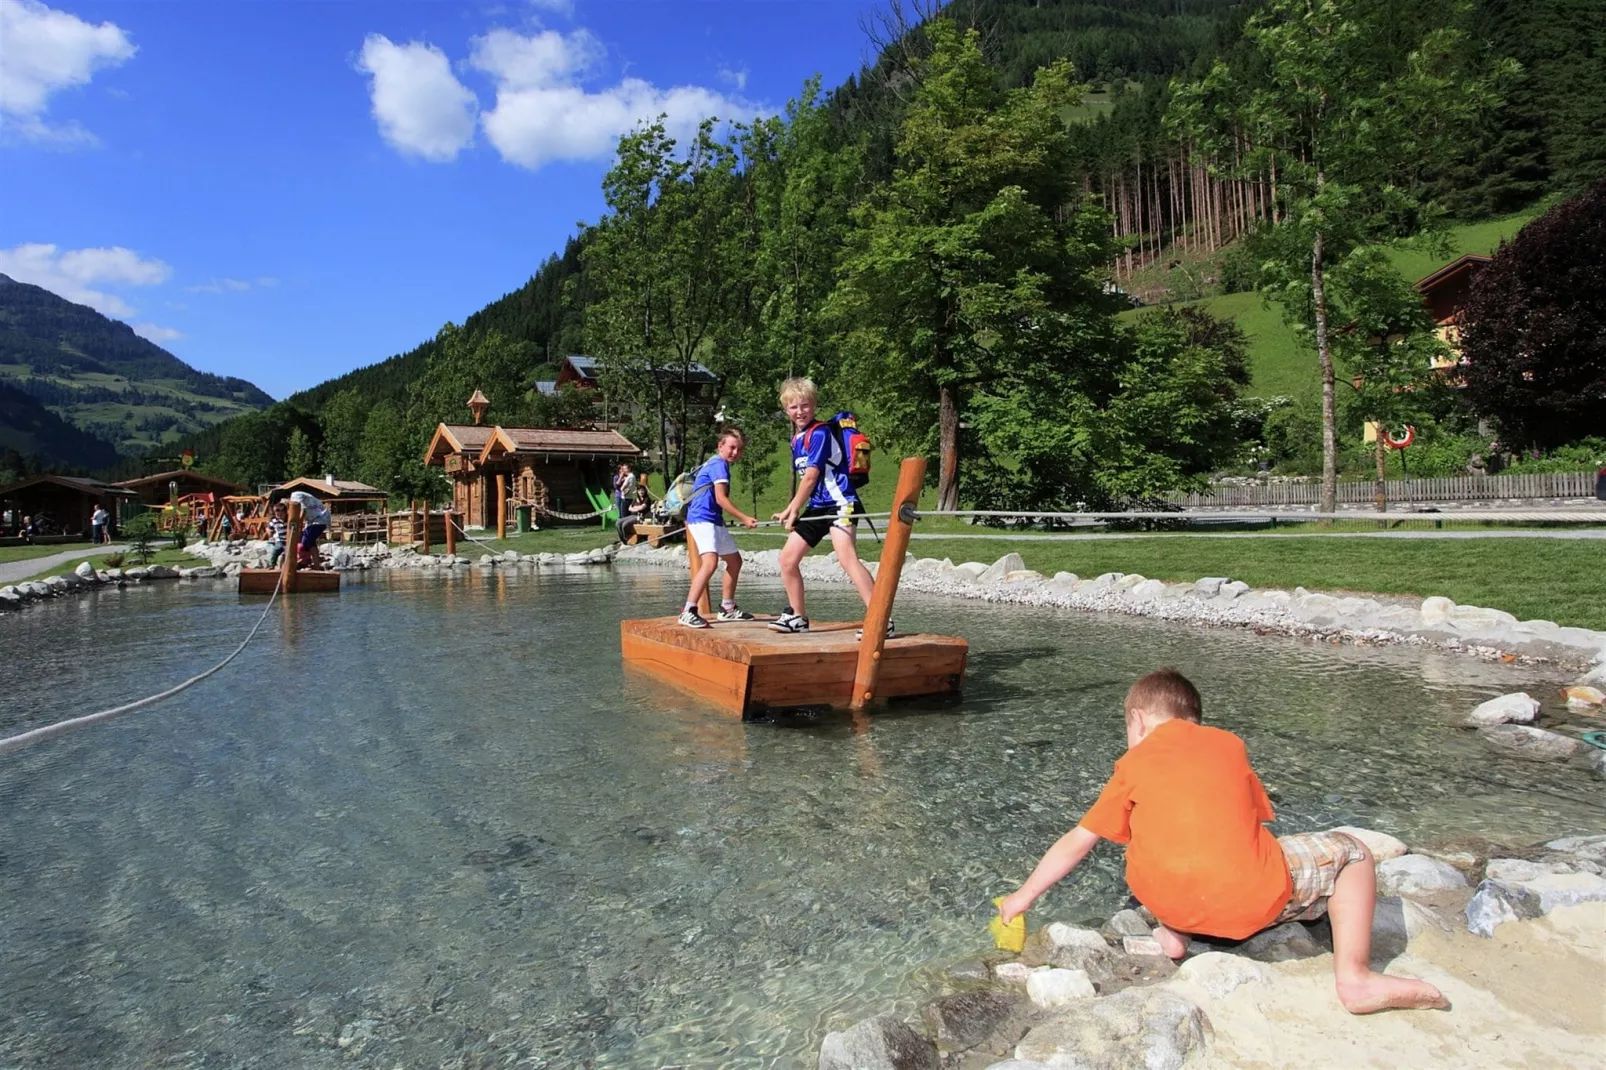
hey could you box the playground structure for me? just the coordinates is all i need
[208,495,270,541]
[619,457,969,718]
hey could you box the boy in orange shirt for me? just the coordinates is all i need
[998,668,1448,1014]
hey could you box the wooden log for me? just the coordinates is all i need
[851,456,927,711]
[420,501,430,555]
[684,522,712,617]
[445,510,456,556]
[495,474,507,541]
[282,500,302,590]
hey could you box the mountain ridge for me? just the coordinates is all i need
[0,273,274,464]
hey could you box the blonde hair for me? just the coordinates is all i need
[1125,668,1202,723]
[716,426,746,445]
[779,377,818,407]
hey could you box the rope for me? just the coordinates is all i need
[911,508,1606,524]
[0,572,285,758]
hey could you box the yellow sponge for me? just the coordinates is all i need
[989,897,1026,953]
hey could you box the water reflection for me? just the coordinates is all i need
[0,568,1597,1068]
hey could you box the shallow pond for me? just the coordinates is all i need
[0,567,1599,1068]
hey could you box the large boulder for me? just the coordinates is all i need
[979,554,1027,584]
[1465,693,1541,726]
[818,1015,939,1070]
[1231,922,1323,963]
[1465,879,1544,937]
[921,990,1020,1052]
[1326,826,1407,861]
[1014,987,1210,1069]
[1375,854,1469,897]
[1170,952,1272,999]
[1477,724,1588,762]
[1027,968,1096,1009]
[74,560,97,580]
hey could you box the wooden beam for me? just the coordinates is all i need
[851,456,927,711]
[495,473,507,541]
[282,500,302,591]
[444,510,456,556]
[420,500,430,554]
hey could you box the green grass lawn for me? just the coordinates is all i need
[7,546,194,586]
[758,532,1605,631]
[0,541,101,565]
[1122,210,1547,404]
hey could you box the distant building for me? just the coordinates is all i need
[0,474,137,540]
[270,476,390,541]
[553,355,721,468]
[423,389,640,529]
[114,469,246,507]
[1415,253,1492,370]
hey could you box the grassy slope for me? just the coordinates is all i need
[1127,211,1543,402]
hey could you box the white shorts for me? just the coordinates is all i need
[686,521,738,557]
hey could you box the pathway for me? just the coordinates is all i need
[0,545,128,587]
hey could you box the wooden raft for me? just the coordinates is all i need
[238,568,338,594]
[237,498,340,595]
[620,617,967,717]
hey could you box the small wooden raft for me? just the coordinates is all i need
[237,498,340,595]
[621,617,967,717]
[238,568,338,594]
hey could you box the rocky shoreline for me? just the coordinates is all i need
[814,830,1606,1070]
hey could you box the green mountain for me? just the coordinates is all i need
[0,379,124,472]
[0,273,273,461]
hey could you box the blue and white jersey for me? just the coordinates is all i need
[685,455,731,526]
[793,423,854,510]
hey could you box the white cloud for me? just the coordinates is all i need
[186,275,278,294]
[356,34,478,161]
[718,66,748,92]
[0,243,178,340]
[469,27,762,170]
[0,0,135,144]
[132,322,183,343]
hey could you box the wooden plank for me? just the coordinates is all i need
[238,568,338,594]
[621,629,750,715]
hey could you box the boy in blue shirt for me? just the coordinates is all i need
[680,428,760,629]
[769,377,881,635]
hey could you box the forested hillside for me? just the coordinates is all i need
[148,0,1603,508]
[0,274,272,464]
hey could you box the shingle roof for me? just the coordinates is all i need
[478,426,640,463]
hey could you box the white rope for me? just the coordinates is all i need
[0,572,284,758]
[911,508,1606,524]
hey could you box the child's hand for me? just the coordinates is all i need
[997,889,1033,925]
[773,508,796,530]
[742,516,758,530]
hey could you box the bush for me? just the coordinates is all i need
[101,553,124,568]
[1503,437,1606,473]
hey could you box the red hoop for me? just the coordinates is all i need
[1384,425,1415,449]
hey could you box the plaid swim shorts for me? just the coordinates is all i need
[1275,831,1370,923]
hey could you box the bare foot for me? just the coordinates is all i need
[1153,924,1190,960]
[1337,972,1451,1014]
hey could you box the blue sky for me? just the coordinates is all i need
[1,0,876,398]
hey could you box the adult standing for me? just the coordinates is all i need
[91,504,109,545]
[289,489,333,568]
[613,462,637,518]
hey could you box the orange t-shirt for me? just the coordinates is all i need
[1078,718,1292,939]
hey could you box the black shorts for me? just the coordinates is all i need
[793,500,864,548]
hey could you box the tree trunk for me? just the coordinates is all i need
[1374,432,1388,516]
[1312,218,1337,519]
[937,383,960,512]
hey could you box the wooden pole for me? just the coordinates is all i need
[851,456,927,711]
[420,500,431,554]
[282,500,302,593]
[684,523,712,616]
[410,499,419,548]
[495,473,507,541]
[444,510,456,556]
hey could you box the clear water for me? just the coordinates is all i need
[1,568,1599,1068]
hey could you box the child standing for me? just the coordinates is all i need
[266,504,287,567]
[998,668,1449,1015]
[769,377,881,636]
[679,428,759,629]
[289,490,332,568]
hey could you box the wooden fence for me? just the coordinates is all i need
[1166,471,1598,508]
